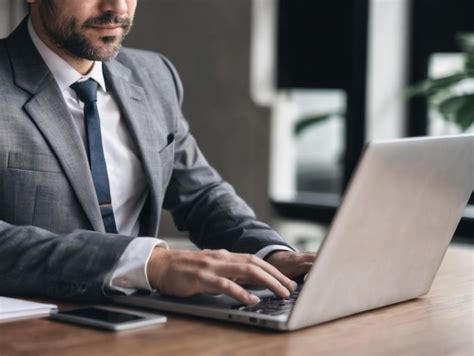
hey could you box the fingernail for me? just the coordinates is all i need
[249,294,260,304]
[291,281,298,290]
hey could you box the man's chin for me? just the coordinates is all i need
[83,38,122,61]
[93,48,120,61]
[67,46,119,62]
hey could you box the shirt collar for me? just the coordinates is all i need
[27,17,107,93]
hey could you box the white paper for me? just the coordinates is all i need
[0,297,57,322]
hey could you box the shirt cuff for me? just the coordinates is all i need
[105,237,168,295]
[255,244,295,260]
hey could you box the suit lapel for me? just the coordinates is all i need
[7,19,105,232]
[103,61,163,236]
[23,84,105,232]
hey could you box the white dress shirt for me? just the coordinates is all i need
[27,19,292,296]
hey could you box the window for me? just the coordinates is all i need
[251,0,473,240]
[407,0,474,238]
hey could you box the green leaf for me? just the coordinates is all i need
[437,94,474,131]
[406,73,466,98]
[454,95,474,131]
[294,112,341,136]
[438,95,467,116]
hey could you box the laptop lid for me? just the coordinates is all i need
[287,134,473,330]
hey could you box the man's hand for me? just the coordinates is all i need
[147,248,298,305]
[265,251,317,279]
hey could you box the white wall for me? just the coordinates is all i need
[0,0,27,38]
[366,0,410,141]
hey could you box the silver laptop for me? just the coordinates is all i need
[114,134,473,331]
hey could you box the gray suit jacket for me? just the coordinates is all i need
[0,19,291,301]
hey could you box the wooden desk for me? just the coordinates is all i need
[1,245,473,355]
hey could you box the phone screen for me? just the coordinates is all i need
[59,308,144,324]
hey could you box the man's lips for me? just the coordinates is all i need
[91,25,124,29]
[88,25,125,35]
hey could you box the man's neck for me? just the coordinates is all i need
[29,14,94,75]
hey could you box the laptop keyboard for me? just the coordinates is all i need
[232,288,301,315]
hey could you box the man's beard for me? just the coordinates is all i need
[38,3,132,62]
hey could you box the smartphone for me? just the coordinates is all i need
[50,306,167,331]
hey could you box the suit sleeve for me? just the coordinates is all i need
[160,56,293,254]
[0,221,135,301]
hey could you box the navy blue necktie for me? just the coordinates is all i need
[70,79,118,233]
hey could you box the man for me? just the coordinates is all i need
[0,0,315,304]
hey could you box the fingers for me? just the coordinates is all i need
[203,274,260,305]
[205,250,297,293]
[151,249,311,304]
[295,261,313,276]
[214,262,292,299]
[264,251,317,279]
[301,252,317,263]
[242,254,297,293]
[298,253,316,274]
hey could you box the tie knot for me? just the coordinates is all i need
[70,79,98,103]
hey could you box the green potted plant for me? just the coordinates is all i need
[293,33,474,136]
[407,33,474,132]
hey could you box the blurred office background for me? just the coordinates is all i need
[2,0,472,249]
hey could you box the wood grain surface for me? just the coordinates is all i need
[0,244,472,356]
